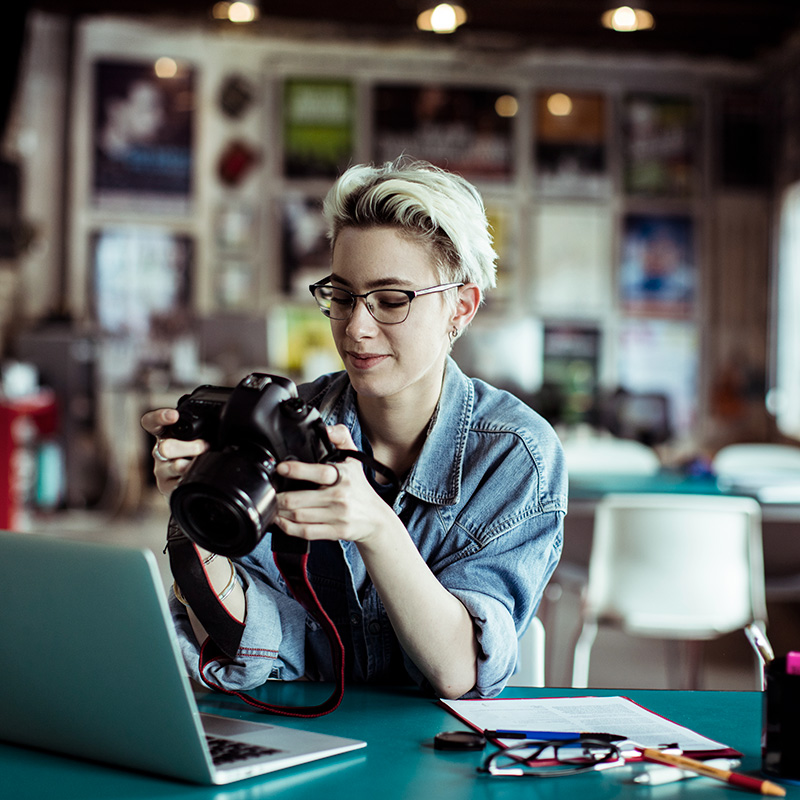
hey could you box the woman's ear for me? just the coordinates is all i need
[451,283,481,335]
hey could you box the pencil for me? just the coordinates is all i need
[639,748,786,797]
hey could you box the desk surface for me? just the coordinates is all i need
[568,471,800,524]
[2,684,796,800]
[569,471,723,499]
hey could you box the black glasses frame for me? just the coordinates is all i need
[478,737,623,778]
[308,276,464,325]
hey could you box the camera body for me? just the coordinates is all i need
[165,373,335,556]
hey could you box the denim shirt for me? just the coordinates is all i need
[170,357,566,698]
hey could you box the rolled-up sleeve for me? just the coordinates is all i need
[449,511,563,696]
[397,508,563,698]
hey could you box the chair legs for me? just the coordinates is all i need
[571,620,598,688]
[683,640,704,690]
[571,623,770,689]
[744,621,773,690]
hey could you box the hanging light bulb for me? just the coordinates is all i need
[546,92,573,117]
[211,1,259,23]
[601,5,655,32]
[416,4,468,34]
[495,94,519,118]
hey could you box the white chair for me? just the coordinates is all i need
[571,493,771,690]
[549,434,662,610]
[507,616,546,687]
[713,443,800,599]
[713,442,800,475]
[561,435,661,478]
[713,442,800,502]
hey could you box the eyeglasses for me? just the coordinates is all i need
[479,738,624,778]
[308,276,464,325]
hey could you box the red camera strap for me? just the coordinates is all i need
[197,547,345,717]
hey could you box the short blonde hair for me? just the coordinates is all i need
[322,158,497,293]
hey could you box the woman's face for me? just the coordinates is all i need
[328,226,456,405]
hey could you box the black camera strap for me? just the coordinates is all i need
[166,520,246,660]
[176,447,397,718]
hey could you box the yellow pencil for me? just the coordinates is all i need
[639,749,786,797]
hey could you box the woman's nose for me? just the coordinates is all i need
[345,296,379,337]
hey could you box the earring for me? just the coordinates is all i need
[449,327,460,343]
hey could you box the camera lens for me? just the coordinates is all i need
[170,448,278,557]
[182,495,242,542]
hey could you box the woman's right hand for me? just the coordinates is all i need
[140,408,210,498]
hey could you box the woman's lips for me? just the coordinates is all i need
[347,352,389,369]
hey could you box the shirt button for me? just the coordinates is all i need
[368,620,381,635]
[350,613,360,626]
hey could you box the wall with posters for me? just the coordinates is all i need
[8,13,777,453]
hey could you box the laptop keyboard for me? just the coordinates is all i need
[206,735,282,765]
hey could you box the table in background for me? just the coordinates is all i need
[1,684,796,800]
[565,472,800,589]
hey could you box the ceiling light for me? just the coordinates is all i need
[546,92,573,117]
[212,1,259,23]
[495,95,519,118]
[154,57,178,79]
[416,4,468,34]
[601,5,655,32]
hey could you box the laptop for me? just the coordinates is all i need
[0,531,365,784]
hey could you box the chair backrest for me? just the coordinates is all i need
[713,443,800,475]
[584,493,766,638]
[562,436,661,478]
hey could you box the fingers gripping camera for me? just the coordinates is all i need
[165,373,336,557]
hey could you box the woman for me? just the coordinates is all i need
[142,158,566,700]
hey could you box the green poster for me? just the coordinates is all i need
[283,79,355,177]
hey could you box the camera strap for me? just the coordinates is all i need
[189,447,398,718]
[196,535,346,718]
[166,519,246,660]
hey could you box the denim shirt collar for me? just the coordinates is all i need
[311,357,471,508]
[403,357,471,506]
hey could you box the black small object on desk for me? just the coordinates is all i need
[763,652,800,782]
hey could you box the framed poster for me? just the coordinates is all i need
[452,314,543,395]
[267,304,342,383]
[542,324,601,426]
[532,203,614,315]
[483,199,517,307]
[93,60,194,211]
[90,226,193,339]
[373,84,514,180]
[280,194,330,296]
[283,78,355,178]
[622,94,697,197]
[619,213,695,318]
[535,91,610,198]
[617,318,698,437]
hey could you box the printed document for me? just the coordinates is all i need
[440,695,734,755]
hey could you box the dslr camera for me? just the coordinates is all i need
[164,373,335,557]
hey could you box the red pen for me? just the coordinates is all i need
[639,748,786,797]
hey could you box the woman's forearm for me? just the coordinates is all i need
[357,515,478,699]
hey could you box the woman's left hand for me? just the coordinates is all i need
[274,424,397,545]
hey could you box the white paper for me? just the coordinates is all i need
[441,695,730,754]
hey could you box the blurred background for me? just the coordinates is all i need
[3,0,800,688]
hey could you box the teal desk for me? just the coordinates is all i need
[570,470,724,500]
[2,684,797,799]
